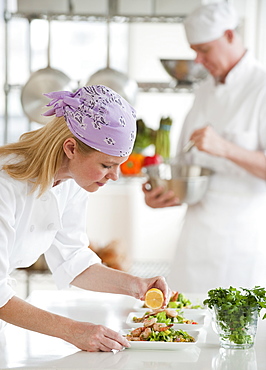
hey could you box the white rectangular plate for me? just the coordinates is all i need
[121,329,199,350]
[126,311,207,330]
[133,300,208,313]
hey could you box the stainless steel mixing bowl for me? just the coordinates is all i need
[160,59,208,84]
[144,163,213,205]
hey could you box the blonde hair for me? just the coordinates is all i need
[0,116,95,195]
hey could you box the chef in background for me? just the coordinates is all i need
[0,85,171,351]
[143,2,266,293]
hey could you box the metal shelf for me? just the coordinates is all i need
[3,0,190,143]
[6,11,185,24]
[6,82,194,94]
[138,82,194,93]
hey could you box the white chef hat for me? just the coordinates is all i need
[184,2,239,45]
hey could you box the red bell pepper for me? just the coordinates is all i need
[143,154,163,167]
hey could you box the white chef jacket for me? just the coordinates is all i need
[167,51,266,293]
[0,158,101,310]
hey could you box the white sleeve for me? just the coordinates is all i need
[258,87,266,151]
[44,185,101,289]
[0,178,18,307]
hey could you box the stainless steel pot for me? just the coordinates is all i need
[144,163,213,205]
[21,20,71,124]
[86,21,138,106]
[160,59,208,85]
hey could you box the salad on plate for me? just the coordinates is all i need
[125,322,196,343]
[135,291,205,310]
[132,308,198,325]
[126,308,208,330]
[167,291,204,309]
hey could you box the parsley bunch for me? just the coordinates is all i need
[203,286,266,346]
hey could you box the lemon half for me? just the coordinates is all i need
[144,288,164,309]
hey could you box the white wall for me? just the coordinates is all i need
[86,179,187,266]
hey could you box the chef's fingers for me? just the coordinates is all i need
[72,323,130,352]
[99,335,128,352]
[164,286,173,306]
[98,343,113,352]
[153,190,180,208]
[142,181,151,191]
[160,282,172,307]
[191,125,215,143]
[143,185,180,208]
[98,341,122,352]
[104,329,130,349]
[142,183,177,202]
[142,182,164,195]
[191,126,227,156]
[190,124,213,138]
[143,276,172,307]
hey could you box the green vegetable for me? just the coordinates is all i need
[203,286,266,346]
[190,304,204,309]
[133,119,156,153]
[146,311,184,325]
[177,293,191,306]
[148,328,194,342]
[168,301,204,309]
[175,314,186,323]
[167,301,180,309]
[153,311,171,325]
[167,292,197,309]
[155,116,172,160]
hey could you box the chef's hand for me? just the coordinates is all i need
[142,182,180,208]
[135,275,172,308]
[68,322,130,352]
[190,125,228,157]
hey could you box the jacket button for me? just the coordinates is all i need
[47,223,55,230]
[30,225,35,232]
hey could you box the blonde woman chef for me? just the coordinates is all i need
[0,85,171,351]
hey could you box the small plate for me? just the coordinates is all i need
[126,311,207,330]
[121,329,199,350]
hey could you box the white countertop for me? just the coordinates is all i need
[0,289,265,369]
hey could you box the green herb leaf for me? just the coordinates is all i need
[203,286,266,345]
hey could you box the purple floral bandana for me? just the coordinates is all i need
[43,85,137,157]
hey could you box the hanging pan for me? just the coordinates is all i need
[21,19,71,125]
[86,21,138,106]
